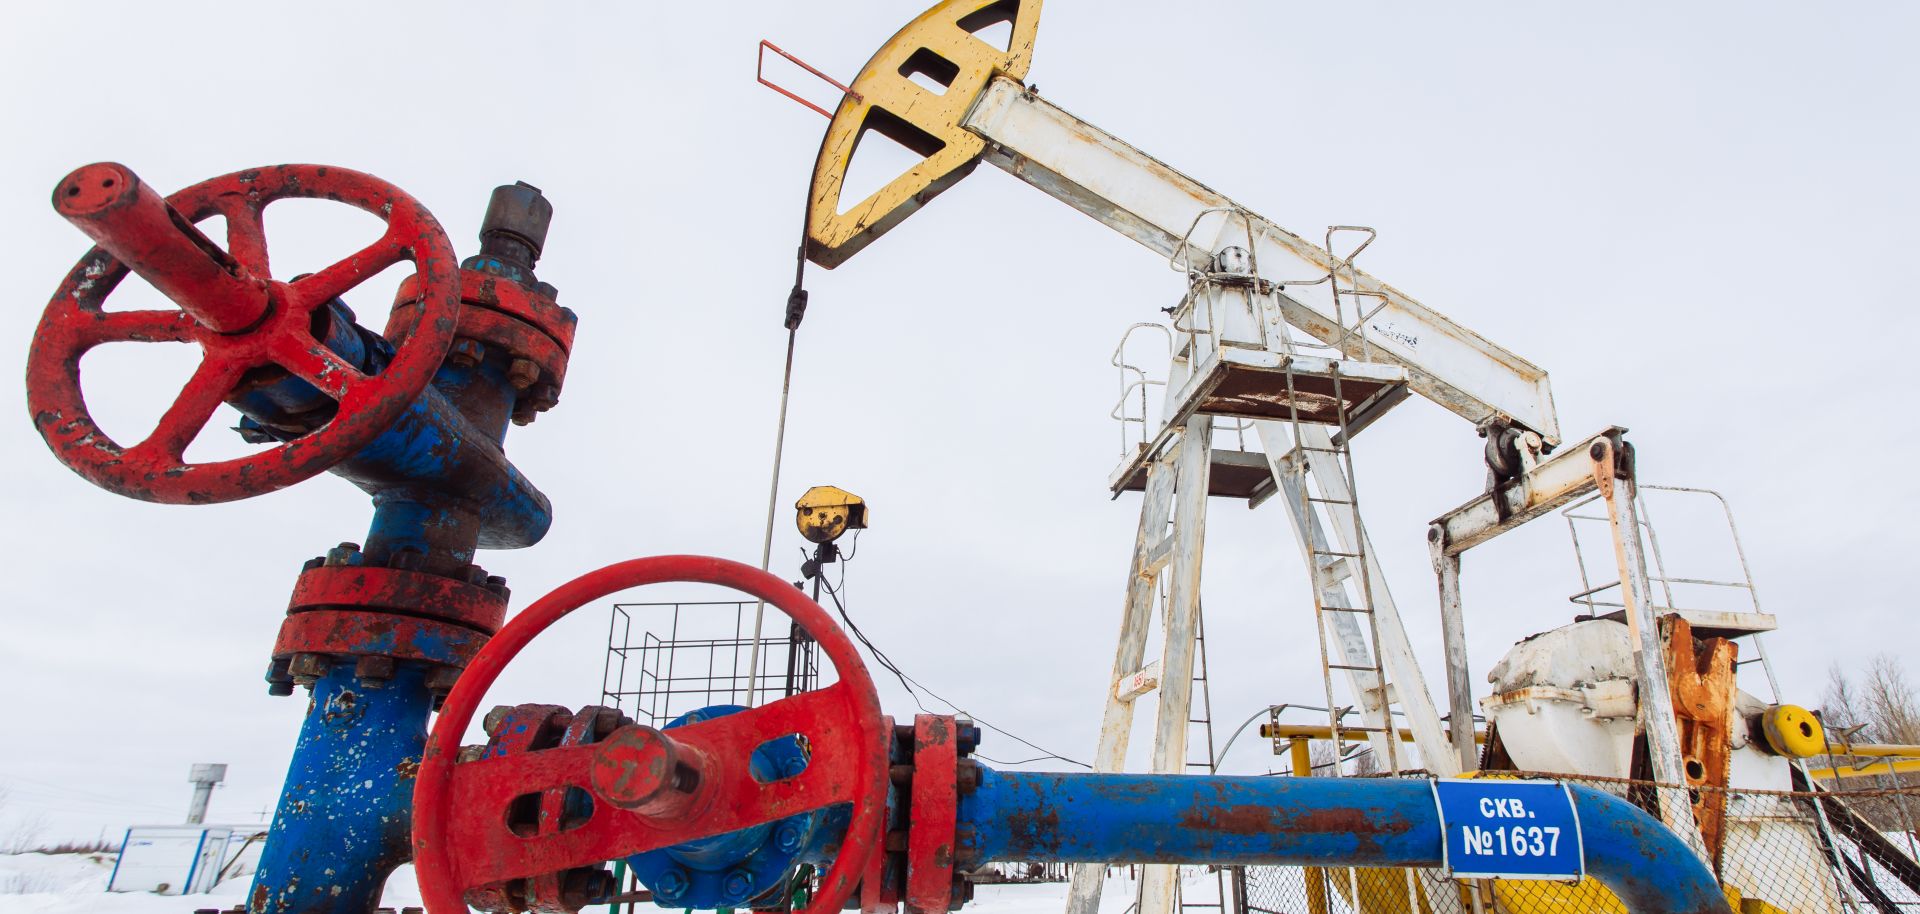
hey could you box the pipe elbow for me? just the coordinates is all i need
[1570,785,1727,914]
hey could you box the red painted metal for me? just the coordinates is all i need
[27,163,460,504]
[394,267,574,412]
[527,706,627,912]
[462,703,591,914]
[757,40,862,118]
[413,555,889,914]
[397,269,576,351]
[862,714,901,914]
[443,303,569,386]
[907,715,959,914]
[588,726,703,816]
[286,564,508,634]
[53,163,271,333]
[272,610,491,667]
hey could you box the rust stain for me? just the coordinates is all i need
[1003,803,1063,857]
[1180,803,1277,835]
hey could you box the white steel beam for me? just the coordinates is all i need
[1139,417,1214,914]
[1590,436,1708,861]
[965,77,1561,444]
[1066,446,1178,914]
[1431,427,1627,556]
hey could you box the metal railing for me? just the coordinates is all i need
[1110,322,1172,459]
[601,600,820,726]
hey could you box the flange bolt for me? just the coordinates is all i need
[781,755,809,779]
[265,658,294,697]
[956,720,981,757]
[482,705,514,737]
[721,868,756,904]
[653,866,691,904]
[447,338,485,369]
[773,821,806,854]
[507,358,540,391]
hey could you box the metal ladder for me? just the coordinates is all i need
[1273,356,1424,914]
[1251,224,1454,781]
[1175,605,1228,914]
[1289,392,1398,773]
[1249,228,1451,912]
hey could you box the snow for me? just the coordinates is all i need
[0,851,1163,914]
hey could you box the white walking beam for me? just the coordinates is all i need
[963,79,1559,443]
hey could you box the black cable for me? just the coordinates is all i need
[816,575,1091,769]
[975,754,1063,767]
[816,573,931,716]
[778,211,1086,768]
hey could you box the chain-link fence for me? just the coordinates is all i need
[1230,775,1920,914]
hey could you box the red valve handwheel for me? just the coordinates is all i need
[414,555,889,914]
[26,164,460,504]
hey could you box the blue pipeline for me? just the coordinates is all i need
[251,663,432,914]
[960,770,1727,914]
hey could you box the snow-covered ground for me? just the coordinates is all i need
[0,851,1157,914]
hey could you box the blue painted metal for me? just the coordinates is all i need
[232,299,549,552]
[253,662,433,914]
[105,827,130,891]
[182,827,212,894]
[957,769,1727,914]
[625,706,840,911]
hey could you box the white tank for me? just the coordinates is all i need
[1481,619,1639,777]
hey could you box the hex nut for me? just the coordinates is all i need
[355,655,396,685]
[654,866,691,901]
[483,705,514,736]
[448,338,486,368]
[426,666,462,694]
[508,358,540,390]
[288,653,332,682]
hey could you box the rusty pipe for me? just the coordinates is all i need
[958,769,1728,914]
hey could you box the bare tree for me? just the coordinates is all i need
[1826,654,1920,746]
[1824,662,1870,741]
[1821,654,1920,837]
[1304,739,1380,777]
[1864,654,1920,746]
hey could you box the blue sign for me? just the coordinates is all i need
[1431,778,1585,881]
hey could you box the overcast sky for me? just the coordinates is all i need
[1,1,1915,845]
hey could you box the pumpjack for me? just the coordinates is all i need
[18,3,1763,914]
